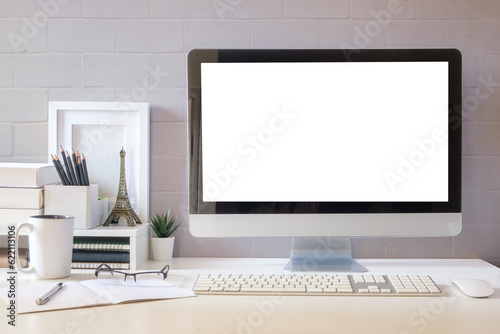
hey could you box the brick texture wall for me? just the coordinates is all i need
[1,0,499,265]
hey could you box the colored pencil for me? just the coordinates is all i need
[77,153,84,186]
[51,154,65,185]
[51,154,69,185]
[60,146,74,185]
[76,152,85,186]
[72,149,82,185]
[82,153,90,186]
[65,150,77,185]
[55,156,70,185]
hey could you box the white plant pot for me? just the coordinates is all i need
[151,236,175,261]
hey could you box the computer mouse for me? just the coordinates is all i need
[452,279,494,298]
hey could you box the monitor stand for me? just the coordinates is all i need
[284,237,367,272]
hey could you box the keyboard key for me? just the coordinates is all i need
[274,287,307,293]
[364,276,376,283]
[428,286,441,293]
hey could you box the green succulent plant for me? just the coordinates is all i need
[149,210,182,238]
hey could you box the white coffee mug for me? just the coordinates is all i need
[15,215,74,279]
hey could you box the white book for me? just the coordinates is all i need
[0,208,44,227]
[0,187,44,209]
[71,262,130,270]
[0,280,196,314]
[0,163,59,188]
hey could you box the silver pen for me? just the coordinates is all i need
[35,282,64,305]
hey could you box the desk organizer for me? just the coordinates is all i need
[44,184,101,230]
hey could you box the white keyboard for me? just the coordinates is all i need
[193,273,442,296]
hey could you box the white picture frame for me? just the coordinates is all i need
[48,101,150,224]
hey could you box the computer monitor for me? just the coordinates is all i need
[187,48,462,272]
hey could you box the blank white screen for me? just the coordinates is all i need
[201,62,448,202]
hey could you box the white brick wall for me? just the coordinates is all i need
[385,20,451,47]
[350,0,416,19]
[12,123,48,157]
[150,0,219,19]
[0,1,15,17]
[0,20,47,52]
[185,20,252,49]
[0,0,499,265]
[0,89,47,121]
[0,56,14,87]
[253,20,319,48]
[0,124,12,156]
[417,0,483,19]
[285,0,350,18]
[83,54,150,87]
[16,0,81,18]
[83,0,148,18]
[15,55,81,87]
[117,20,184,52]
[49,20,116,52]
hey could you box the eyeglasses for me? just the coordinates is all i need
[95,264,170,287]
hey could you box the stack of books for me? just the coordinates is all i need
[72,236,131,270]
[0,163,60,269]
[0,163,59,228]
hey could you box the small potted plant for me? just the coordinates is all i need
[149,210,182,261]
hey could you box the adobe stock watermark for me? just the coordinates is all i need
[398,294,457,334]
[61,283,126,333]
[302,236,353,272]
[453,74,500,127]
[384,128,446,192]
[341,0,413,60]
[114,65,169,109]
[204,106,296,200]
[386,73,499,191]
[214,0,244,19]
[225,294,287,334]
[8,0,71,52]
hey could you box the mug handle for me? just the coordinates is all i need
[15,222,35,274]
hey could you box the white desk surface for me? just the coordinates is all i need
[1,257,500,334]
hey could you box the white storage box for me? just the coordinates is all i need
[44,184,101,230]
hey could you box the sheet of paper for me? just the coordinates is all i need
[80,279,196,304]
[2,281,111,314]
[0,279,196,314]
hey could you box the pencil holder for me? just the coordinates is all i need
[44,184,101,230]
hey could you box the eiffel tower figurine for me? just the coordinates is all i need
[104,147,142,226]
